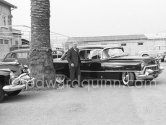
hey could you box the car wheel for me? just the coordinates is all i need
[7,90,21,96]
[122,72,135,86]
[161,58,164,62]
[0,84,5,102]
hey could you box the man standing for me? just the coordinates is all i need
[67,42,81,87]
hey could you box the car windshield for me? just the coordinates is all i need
[102,48,126,59]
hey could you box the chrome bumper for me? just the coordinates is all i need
[3,84,26,92]
[135,65,164,80]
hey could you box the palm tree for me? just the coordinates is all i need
[30,0,55,84]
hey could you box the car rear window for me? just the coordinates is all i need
[17,52,28,58]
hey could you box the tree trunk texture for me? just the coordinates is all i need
[30,0,55,84]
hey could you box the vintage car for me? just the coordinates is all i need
[54,46,164,86]
[138,45,166,62]
[2,48,64,66]
[52,49,64,59]
[0,69,26,102]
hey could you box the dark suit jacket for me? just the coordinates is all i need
[67,47,81,68]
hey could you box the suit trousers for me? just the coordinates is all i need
[69,66,80,82]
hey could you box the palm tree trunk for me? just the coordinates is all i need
[30,0,55,84]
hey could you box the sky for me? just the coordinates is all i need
[7,0,166,37]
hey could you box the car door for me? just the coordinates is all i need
[80,49,102,78]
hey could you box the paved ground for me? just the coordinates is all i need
[0,63,166,125]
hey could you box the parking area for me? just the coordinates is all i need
[0,62,166,125]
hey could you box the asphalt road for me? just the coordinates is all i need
[0,63,166,125]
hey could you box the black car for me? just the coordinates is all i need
[53,46,164,86]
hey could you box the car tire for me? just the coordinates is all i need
[7,90,21,96]
[122,72,135,86]
[0,84,5,102]
[161,58,164,62]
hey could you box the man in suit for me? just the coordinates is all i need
[67,42,81,86]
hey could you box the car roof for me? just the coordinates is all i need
[12,48,64,53]
[11,48,30,53]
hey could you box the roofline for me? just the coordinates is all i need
[67,34,148,42]
[0,0,17,8]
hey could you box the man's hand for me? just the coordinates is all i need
[71,63,74,67]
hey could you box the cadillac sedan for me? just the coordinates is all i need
[54,46,164,86]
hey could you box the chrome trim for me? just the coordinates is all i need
[135,64,160,80]
[81,65,159,73]
[3,84,25,92]
[81,70,140,72]
[142,65,159,72]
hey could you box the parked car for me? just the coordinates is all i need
[2,48,64,66]
[54,46,164,86]
[0,69,26,102]
[2,46,163,86]
[138,45,166,62]
[52,49,64,59]
[0,49,29,77]
[2,49,30,65]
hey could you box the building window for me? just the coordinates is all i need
[0,39,3,44]
[8,15,12,25]
[4,40,9,44]
[2,16,7,26]
[121,43,126,46]
[15,40,18,45]
[138,42,143,45]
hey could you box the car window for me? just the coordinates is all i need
[79,50,90,60]
[102,48,125,58]
[11,53,17,58]
[79,49,101,60]
[5,53,17,59]
[17,52,28,59]
[5,53,12,59]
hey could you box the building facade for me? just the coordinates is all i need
[0,0,18,59]
[66,34,166,56]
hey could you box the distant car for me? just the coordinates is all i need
[52,49,64,59]
[1,49,64,82]
[0,69,26,102]
[2,48,63,66]
[2,49,29,66]
[138,45,166,62]
[54,46,164,86]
